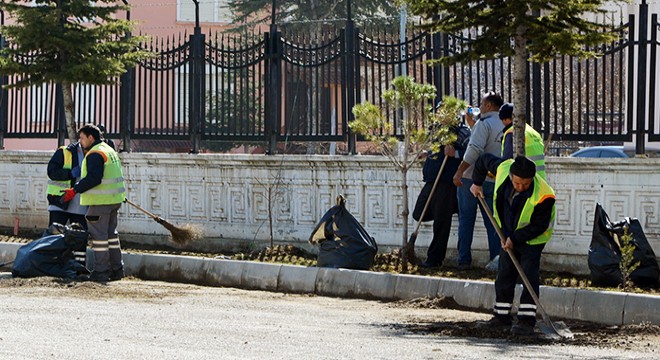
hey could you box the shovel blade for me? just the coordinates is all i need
[539,321,573,340]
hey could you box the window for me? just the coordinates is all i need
[177,0,232,24]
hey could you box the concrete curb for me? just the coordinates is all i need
[1,242,658,326]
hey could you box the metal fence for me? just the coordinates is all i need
[0,3,658,155]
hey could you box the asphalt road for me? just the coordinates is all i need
[0,274,657,360]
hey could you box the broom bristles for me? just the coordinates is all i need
[160,220,204,245]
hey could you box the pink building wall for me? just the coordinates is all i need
[2,0,236,151]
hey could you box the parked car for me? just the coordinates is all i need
[569,145,660,158]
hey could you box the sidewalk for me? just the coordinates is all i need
[1,241,658,326]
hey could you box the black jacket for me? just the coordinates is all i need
[473,153,555,246]
[73,140,106,194]
[47,143,81,206]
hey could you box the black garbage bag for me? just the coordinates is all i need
[12,223,89,279]
[309,195,377,270]
[588,203,660,287]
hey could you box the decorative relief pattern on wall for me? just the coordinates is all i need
[637,194,660,228]
[1,153,659,266]
[14,179,32,212]
[295,187,317,225]
[208,184,228,222]
[575,189,602,237]
[252,186,269,222]
[229,186,247,222]
[188,184,206,219]
[0,177,9,211]
[167,183,186,218]
[365,187,388,227]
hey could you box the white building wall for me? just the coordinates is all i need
[0,151,659,274]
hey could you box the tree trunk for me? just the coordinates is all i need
[400,167,409,271]
[512,25,528,158]
[61,81,77,142]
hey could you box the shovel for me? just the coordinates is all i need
[404,155,448,265]
[477,195,573,339]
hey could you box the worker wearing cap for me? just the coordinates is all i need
[60,124,126,282]
[470,154,556,336]
[498,103,547,180]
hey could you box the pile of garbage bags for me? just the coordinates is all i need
[589,203,659,287]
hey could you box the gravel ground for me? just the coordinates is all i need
[0,274,658,360]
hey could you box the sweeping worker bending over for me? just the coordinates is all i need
[60,124,126,282]
[470,154,555,336]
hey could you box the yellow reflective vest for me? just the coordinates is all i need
[80,142,126,205]
[501,124,546,180]
[46,146,73,196]
[493,159,556,245]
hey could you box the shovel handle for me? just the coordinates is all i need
[410,155,449,241]
[477,194,558,332]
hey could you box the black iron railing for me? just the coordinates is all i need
[0,3,658,155]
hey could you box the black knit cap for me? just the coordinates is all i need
[499,103,513,120]
[510,156,536,179]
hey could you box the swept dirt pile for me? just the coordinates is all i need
[391,297,660,352]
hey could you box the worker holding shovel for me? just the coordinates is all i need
[412,121,471,268]
[60,124,127,282]
[470,154,556,336]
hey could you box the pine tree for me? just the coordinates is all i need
[350,76,465,271]
[404,0,618,156]
[0,0,151,142]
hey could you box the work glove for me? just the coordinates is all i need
[71,167,81,178]
[60,188,76,203]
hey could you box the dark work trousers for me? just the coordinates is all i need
[86,203,123,274]
[49,210,88,230]
[49,210,88,268]
[425,182,458,266]
[493,242,545,326]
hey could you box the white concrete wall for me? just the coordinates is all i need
[1,151,659,274]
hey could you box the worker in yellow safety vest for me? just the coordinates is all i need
[46,140,88,269]
[469,154,556,336]
[498,103,546,180]
[60,124,126,282]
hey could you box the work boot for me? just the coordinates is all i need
[511,322,536,336]
[419,261,441,269]
[110,267,125,281]
[89,270,111,283]
[457,263,472,271]
[476,316,512,329]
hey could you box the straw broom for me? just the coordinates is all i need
[124,199,203,245]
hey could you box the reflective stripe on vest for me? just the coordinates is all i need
[46,146,73,195]
[80,142,126,205]
[501,125,547,180]
[493,160,556,245]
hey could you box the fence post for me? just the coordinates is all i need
[649,13,657,141]
[431,28,445,101]
[120,68,134,152]
[345,3,357,155]
[265,25,280,155]
[188,0,204,154]
[635,1,649,155]
[119,1,134,153]
[0,10,6,149]
[55,83,66,147]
